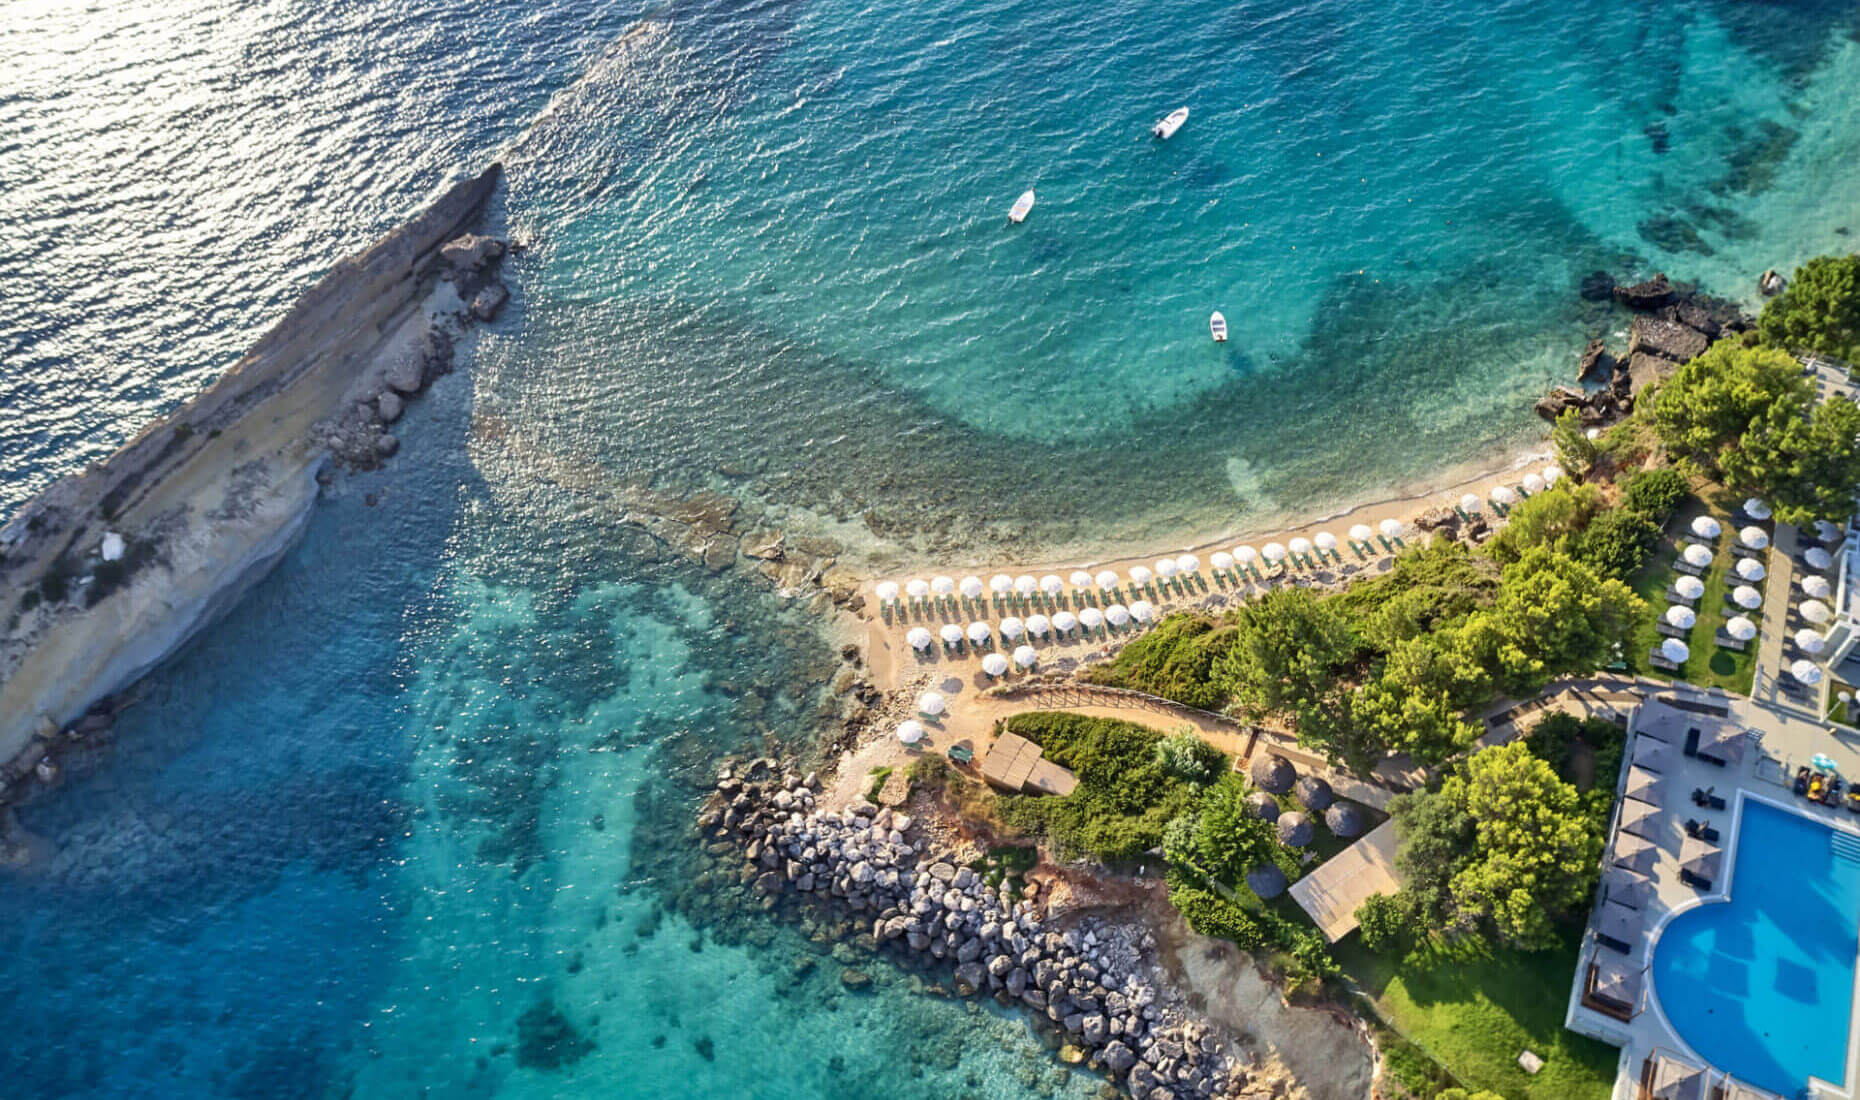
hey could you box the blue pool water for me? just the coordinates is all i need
[1653,799,1860,1095]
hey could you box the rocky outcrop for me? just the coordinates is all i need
[1760,269,1786,297]
[1576,339,1616,384]
[1613,273,1675,310]
[1534,385,1624,425]
[1629,316,1709,363]
[1626,353,1675,400]
[704,765,1249,1099]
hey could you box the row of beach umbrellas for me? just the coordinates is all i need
[902,600,1162,652]
[1453,464,1565,516]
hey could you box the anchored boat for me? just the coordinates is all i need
[1008,189,1035,223]
[1152,107,1189,139]
[1210,311,1228,342]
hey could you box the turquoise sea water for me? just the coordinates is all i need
[4,0,1860,1096]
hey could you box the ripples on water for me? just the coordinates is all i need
[2,0,1859,1096]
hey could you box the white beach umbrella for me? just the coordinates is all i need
[1690,516,1722,539]
[1490,485,1517,505]
[1154,558,1178,578]
[1013,644,1038,668]
[960,575,985,600]
[1349,524,1373,543]
[1682,544,1713,568]
[1040,574,1065,597]
[1734,557,1766,582]
[1459,493,1482,513]
[1262,542,1288,563]
[1803,575,1832,599]
[1739,526,1769,550]
[1314,532,1338,553]
[1725,616,1758,641]
[1522,473,1545,494]
[931,575,956,598]
[1000,616,1025,640]
[990,574,1014,598]
[1543,465,1564,486]
[1210,551,1235,572]
[1234,545,1259,565]
[1795,629,1828,655]
[1175,554,1200,575]
[1661,638,1690,663]
[897,719,925,744]
[1743,498,1772,521]
[1096,569,1121,590]
[876,581,901,604]
[967,621,992,645]
[1674,575,1706,600]
[1381,518,1405,539]
[1069,569,1093,589]
[1815,519,1842,542]
[1129,600,1155,623]
[1052,611,1079,633]
[1665,605,1697,629]
[1802,599,1833,624]
[940,623,965,647]
[1791,659,1823,685]
[1129,564,1154,586]
[917,691,946,716]
[1026,614,1052,637]
[906,627,933,651]
[100,531,125,562]
[1015,574,1038,598]
[1732,585,1763,610]
[906,578,930,600]
[1106,604,1131,627]
[1289,537,1312,557]
[1079,607,1105,630]
[1805,546,1834,571]
[981,652,1009,677]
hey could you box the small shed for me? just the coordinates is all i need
[981,732,1078,797]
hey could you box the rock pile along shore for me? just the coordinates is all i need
[703,761,1254,1100]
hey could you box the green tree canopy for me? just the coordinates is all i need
[1214,587,1359,720]
[1573,507,1662,580]
[1651,340,1810,477]
[1724,395,1860,526]
[1758,253,1860,362]
[1485,483,1606,565]
[1182,774,1290,884]
[1457,549,1643,694]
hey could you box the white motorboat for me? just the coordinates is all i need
[1008,189,1035,223]
[1210,311,1228,342]
[1152,107,1189,139]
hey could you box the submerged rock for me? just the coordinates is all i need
[1613,273,1675,310]
[514,1000,595,1070]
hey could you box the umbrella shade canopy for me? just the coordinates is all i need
[1816,519,1842,541]
[1276,812,1314,847]
[1175,554,1200,575]
[1262,542,1288,562]
[1522,473,1545,494]
[1803,574,1833,598]
[1015,574,1038,597]
[1690,515,1722,538]
[1129,600,1155,622]
[1665,605,1697,629]
[1325,802,1366,838]
[981,653,1009,676]
[1244,792,1280,821]
[1106,604,1131,626]
[1460,493,1482,512]
[1661,638,1691,663]
[1069,570,1093,588]
[876,581,901,602]
[1743,497,1771,520]
[1026,614,1052,637]
[1295,775,1334,811]
[918,691,946,715]
[1315,532,1338,551]
[1249,753,1297,794]
[1543,464,1564,485]
[1802,600,1833,625]
[1491,485,1517,504]
[960,576,985,599]
[931,575,956,596]
[1234,545,1258,563]
[1805,546,1833,570]
[1154,558,1178,577]
[1734,557,1766,581]
[1620,799,1660,838]
[1612,832,1658,874]
[1079,607,1105,629]
[1791,659,1823,684]
[1349,524,1373,542]
[1796,629,1827,654]
[1381,518,1405,538]
[1096,570,1121,589]
[1633,735,1672,772]
[1000,617,1025,639]
[990,574,1014,595]
[1210,551,1235,570]
[940,624,965,646]
[907,627,934,650]
[1675,575,1706,599]
[1052,611,1079,632]
[907,579,931,598]
[967,621,992,645]
[1725,615,1758,640]
[1680,836,1722,882]
[1682,544,1713,567]
[1129,565,1154,585]
[1603,866,1653,910]
[1624,767,1667,806]
[1739,526,1769,549]
[1289,537,1312,556]
[897,720,925,744]
[1040,574,1065,596]
[1013,644,1038,668]
[1731,585,1762,609]
[1246,865,1289,900]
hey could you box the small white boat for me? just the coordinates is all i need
[1008,189,1035,223]
[1210,311,1228,342]
[1152,107,1189,139]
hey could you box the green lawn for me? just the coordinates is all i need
[1335,933,1620,1100]
[1623,496,1755,695]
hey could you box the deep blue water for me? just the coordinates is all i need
[1652,799,1860,1096]
[4,0,1860,1096]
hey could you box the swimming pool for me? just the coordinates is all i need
[1651,799,1860,1095]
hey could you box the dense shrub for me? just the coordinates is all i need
[1620,467,1686,522]
[1758,253,1860,362]
[1574,507,1662,579]
[1165,878,1271,950]
[1084,613,1236,709]
[997,713,1206,862]
[1155,728,1225,785]
[1355,893,1415,953]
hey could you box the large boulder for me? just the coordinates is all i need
[376,391,404,423]
[440,233,506,273]
[1629,316,1709,363]
[385,355,425,395]
[1576,339,1617,383]
[1613,273,1675,310]
[1294,775,1334,812]
[1627,352,1676,399]
[471,283,510,322]
[1248,753,1296,795]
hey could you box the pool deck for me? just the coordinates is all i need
[1564,694,1860,1100]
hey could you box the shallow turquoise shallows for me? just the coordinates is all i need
[1652,799,1860,1095]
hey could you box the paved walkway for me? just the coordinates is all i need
[1751,522,1807,714]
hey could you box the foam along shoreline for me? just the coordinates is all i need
[0,164,506,803]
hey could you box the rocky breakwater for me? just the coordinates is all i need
[703,764,1255,1100]
[0,164,506,821]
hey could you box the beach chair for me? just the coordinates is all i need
[1665,586,1700,606]
[1673,560,1706,577]
[1713,631,1748,652]
[1650,650,1681,672]
[947,745,974,765]
[1656,622,1690,640]
[1678,869,1713,891]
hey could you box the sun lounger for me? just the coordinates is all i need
[1713,630,1748,652]
[1731,545,1764,561]
[1683,728,1701,757]
[1650,652,1682,672]
[1673,560,1706,577]
[1678,869,1713,890]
